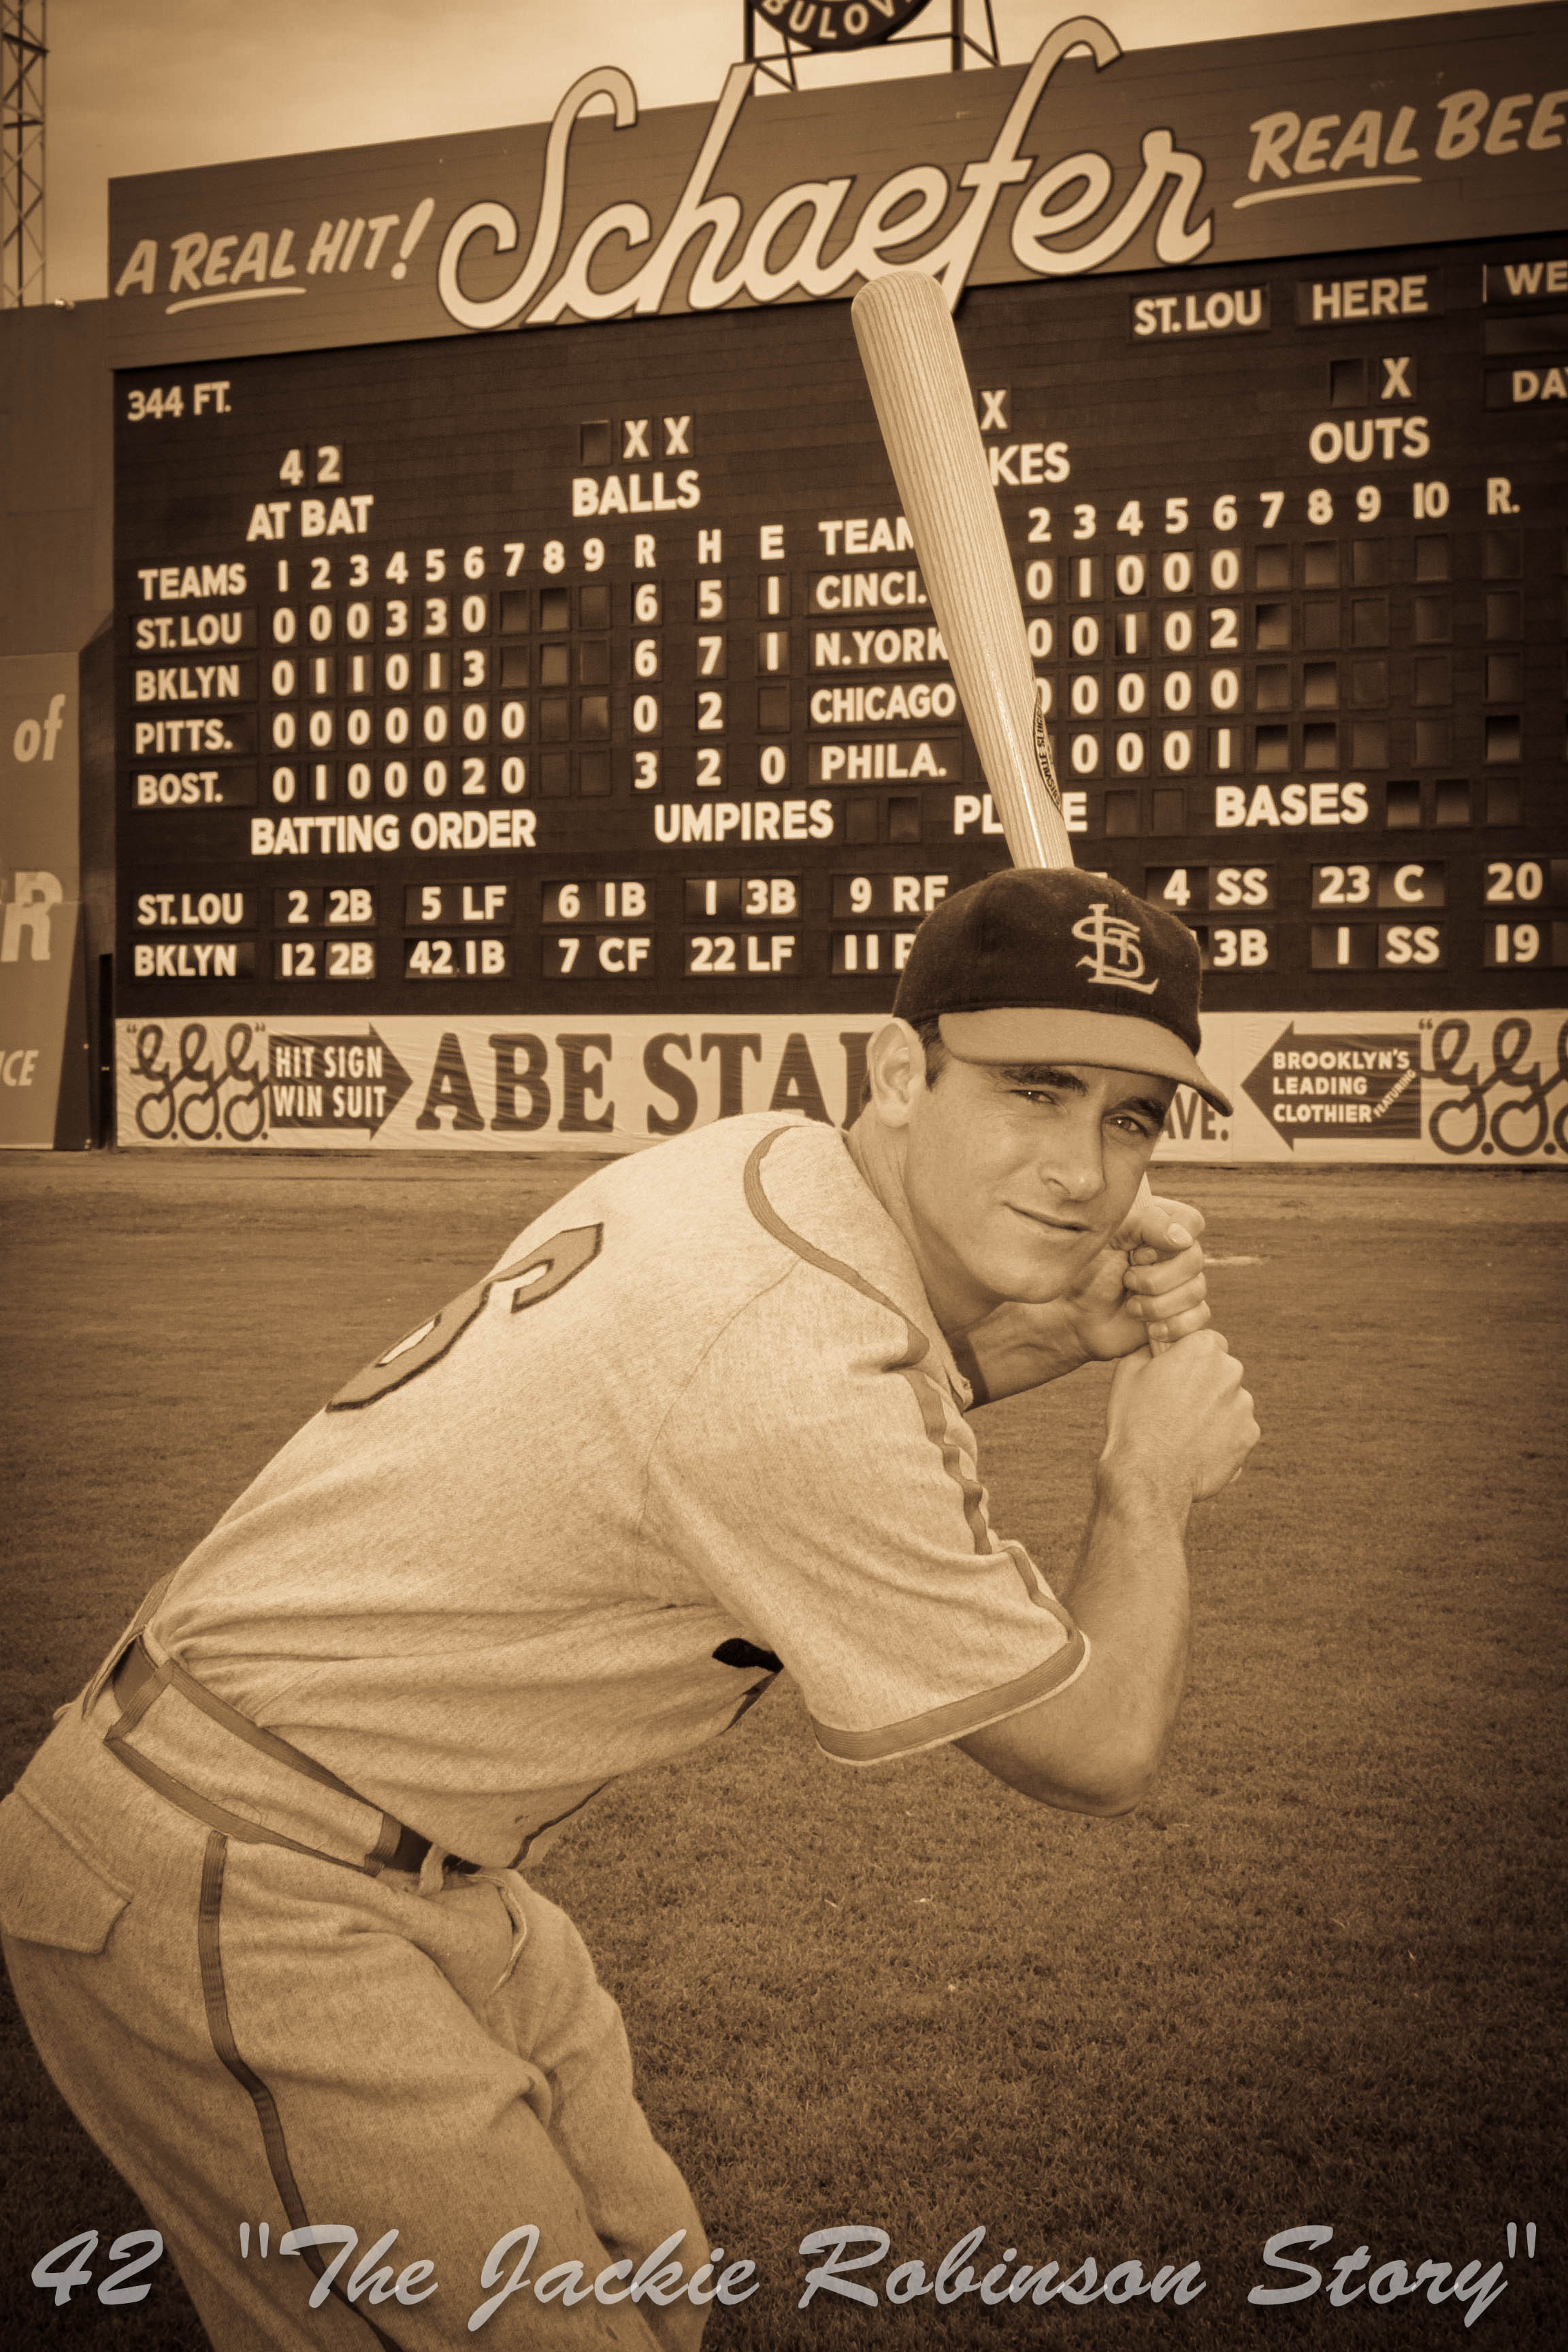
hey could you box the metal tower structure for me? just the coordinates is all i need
[1,0,46,306]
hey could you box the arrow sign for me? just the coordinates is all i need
[1243,1024,1422,1149]
[266,1029,411,1136]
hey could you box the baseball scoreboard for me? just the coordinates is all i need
[106,8,1568,1158]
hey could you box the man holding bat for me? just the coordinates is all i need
[2,265,1256,2347]
[2,868,1256,2349]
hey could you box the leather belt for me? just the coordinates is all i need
[108,1637,470,1878]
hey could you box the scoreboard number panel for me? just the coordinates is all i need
[115,231,1567,1072]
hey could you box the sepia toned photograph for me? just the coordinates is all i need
[1,1,1562,2345]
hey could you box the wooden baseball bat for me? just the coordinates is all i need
[851,269,1177,1350]
[850,268,1071,871]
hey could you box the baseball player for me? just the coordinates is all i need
[1,867,1257,2349]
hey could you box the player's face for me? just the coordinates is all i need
[898,1050,1175,1328]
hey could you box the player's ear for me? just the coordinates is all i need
[864,1018,926,1128]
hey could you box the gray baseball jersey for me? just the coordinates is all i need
[150,1112,1088,1868]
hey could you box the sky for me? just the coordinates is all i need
[42,0,1544,304]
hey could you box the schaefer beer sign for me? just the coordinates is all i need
[108,5,1568,365]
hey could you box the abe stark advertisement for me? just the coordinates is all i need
[115,1005,1568,1162]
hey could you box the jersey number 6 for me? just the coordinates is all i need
[327,1224,602,1411]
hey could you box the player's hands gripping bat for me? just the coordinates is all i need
[851,269,1188,1354]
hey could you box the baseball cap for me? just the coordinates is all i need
[892,867,1232,1116]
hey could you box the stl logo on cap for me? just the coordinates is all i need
[1072,901,1160,996]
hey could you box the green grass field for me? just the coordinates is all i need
[1,1149,1563,2350]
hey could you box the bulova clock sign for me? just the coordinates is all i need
[749,0,934,47]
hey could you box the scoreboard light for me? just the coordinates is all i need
[135,886,258,929]
[133,939,257,979]
[1483,920,1568,968]
[405,936,511,979]
[133,765,257,807]
[404,881,512,925]
[1145,864,1275,915]
[1311,924,1379,970]
[275,937,375,980]
[831,930,917,974]
[541,879,652,924]
[1377,922,1445,968]
[546,933,653,978]
[1309,860,1448,910]
[683,932,798,976]
[830,872,950,919]
[276,884,375,926]
[1303,919,1450,970]
[1192,924,1272,971]
[684,876,800,918]
[1483,858,1567,906]
[1374,862,1444,910]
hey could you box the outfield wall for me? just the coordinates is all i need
[105,7,1568,1160]
[116,1004,1565,1163]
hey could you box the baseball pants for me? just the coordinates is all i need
[1,1638,708,2351]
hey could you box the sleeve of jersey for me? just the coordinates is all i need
[640,1272,1088,1765]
